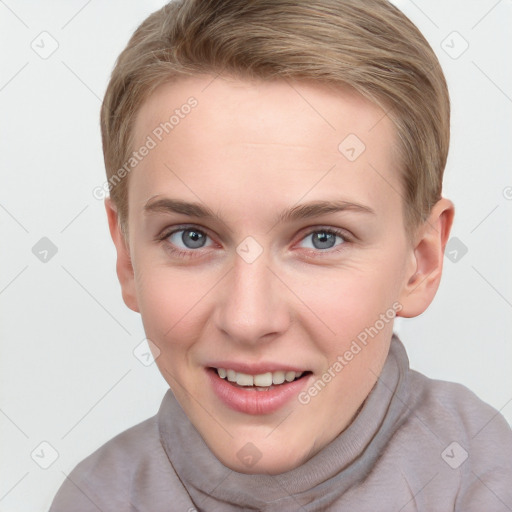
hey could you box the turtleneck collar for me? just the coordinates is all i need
[158,334,410,509]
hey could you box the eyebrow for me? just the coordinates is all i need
[143,196,375,224]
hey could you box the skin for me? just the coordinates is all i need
[105,74,454,475]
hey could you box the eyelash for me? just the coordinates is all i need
[155,224,352,259]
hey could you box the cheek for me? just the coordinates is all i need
[134,264,208,353]
[291,259,403,348]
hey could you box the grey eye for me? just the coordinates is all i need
[168,228,211,249]
[299,231,345,250]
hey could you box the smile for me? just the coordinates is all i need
[207,367,312,415]
[215,367,306,390]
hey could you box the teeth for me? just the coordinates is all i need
[272,371,285,385]
[236,373,254,386]
[254,372,272,387]
[285,371,296,382]
[216,368,305,386]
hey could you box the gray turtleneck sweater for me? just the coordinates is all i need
[49,336,512,511]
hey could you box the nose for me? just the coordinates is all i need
[214,251,291,346]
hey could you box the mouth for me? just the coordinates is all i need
[206,366,313,415]
[211,367,311,391]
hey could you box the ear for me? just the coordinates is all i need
[397,198,454,318]
[104,198,140,313]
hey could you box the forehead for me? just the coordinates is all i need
[130,75,401,221]
[134,74,395,150]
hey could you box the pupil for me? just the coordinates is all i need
[182,229,206,249]
[312,232,335,249]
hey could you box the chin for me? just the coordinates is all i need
[219,443,311,476]
[226,458,301,476]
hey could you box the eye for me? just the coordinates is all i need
[167,228,214,250]
[298,229,346,250]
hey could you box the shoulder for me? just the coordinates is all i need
[395,369,512,509]
[406,369,512,447]
[49,414,173,511]
[73,414,160,475]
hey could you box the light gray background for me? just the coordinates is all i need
[1,1,511,510]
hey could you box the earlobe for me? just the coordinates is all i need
[397,198,454,318]
[104,198,140,313]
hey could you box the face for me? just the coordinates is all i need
[117,74,421,474]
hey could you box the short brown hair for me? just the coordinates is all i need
[100,0,450,238]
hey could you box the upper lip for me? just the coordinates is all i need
[207,361,309,374]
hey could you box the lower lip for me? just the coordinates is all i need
[206,368,312,415]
